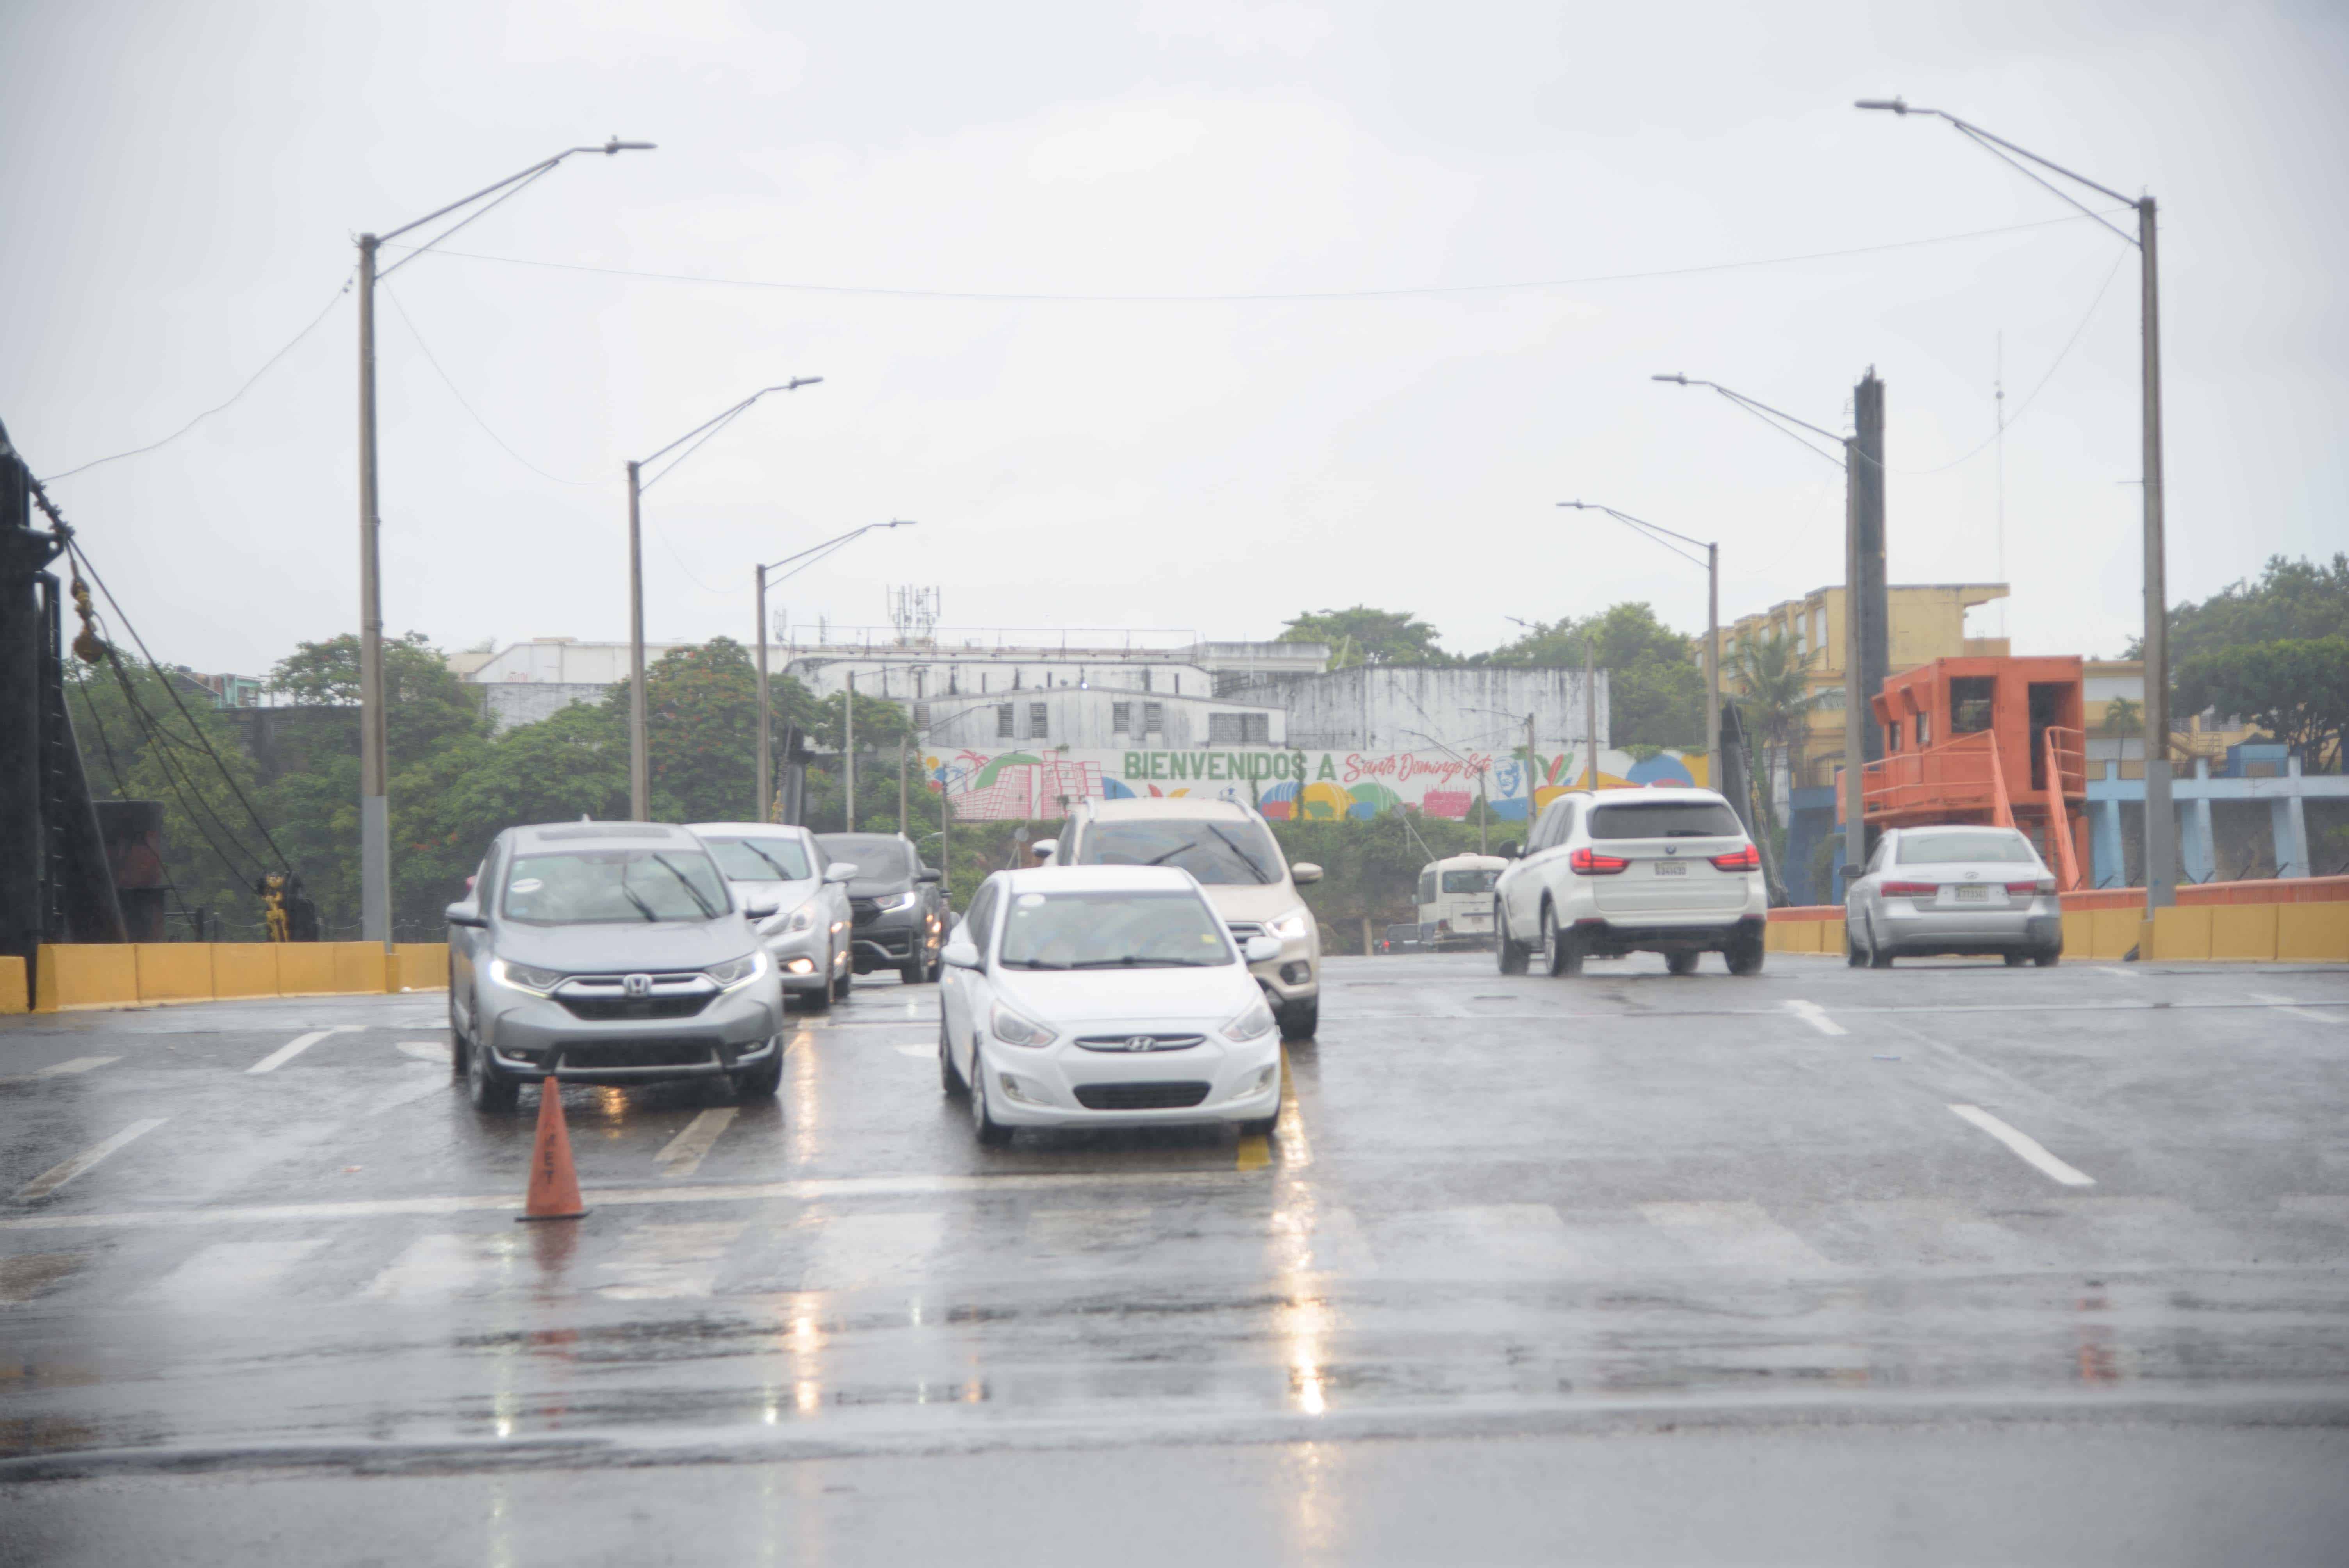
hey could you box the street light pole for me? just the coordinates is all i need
[624,377,822,821]
[1558,500,1718,790]
[1856,96,2174,909]
[354,137,652,945]
[753,520,918,823]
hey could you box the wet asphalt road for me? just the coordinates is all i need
[4,952,2348,1564]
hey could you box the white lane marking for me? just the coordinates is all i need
[802,1211,945,1290]
[1948,1103,2096,1187]
[2254,992,2349,1026]
[0,1056,122,1086]
[360,1231,523,1302]
[1783,998,1846,1036]
[0,1252,84,1305]
[396,1040,448,1062]
[1639,1200,1836,1271]
[2093,967,2140,980]
[12,1118,171,1201]
[143,1238,328,1306]
[1026,1206,1154,1249]
[597,1219,745,1299]
[1377,1204,1578,1279]
[0,1168,1256,1232]
[655,1108,738,1179]
[247,1025,365,1074]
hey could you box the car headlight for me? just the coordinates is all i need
[989,1003,1057,1049]
[781,903,817,934]
[1265,909,1312,942]
[490,957,564,996]
[874,890,921,913]
[704,952,768,991]
[1221,1000,1277,1042]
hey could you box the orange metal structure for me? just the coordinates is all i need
[1855,656,2091,888]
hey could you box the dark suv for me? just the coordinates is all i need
[815,832,947,983]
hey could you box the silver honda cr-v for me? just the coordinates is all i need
[446,821,786,1111]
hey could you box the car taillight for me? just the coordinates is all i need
[2006,879,2057,896]
[1569,846,1630,875]
[1435,919,1451,935]
[1709,844,1761,872]
[1881,881,1938,898]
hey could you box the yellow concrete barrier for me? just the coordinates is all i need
[275,944,339,996]
[133,943,215,1004]
[2089,908,2142,960]
[211,943,281,999]
[0,956,26,1015]
[2209,904,2281,963]
[393,943,449,991]
[2149,906,2213,962]
[2278,903,2349,963]
[35,945,140,1012]
[328,942,388,995]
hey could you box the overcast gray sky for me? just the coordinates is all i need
[5,0,2343,679]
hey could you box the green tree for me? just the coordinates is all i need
[2174,636,2349,772]
[270,632,485,770]
[1278,606,1449,667]
[1480,601,1704,747]
[2137,554,2349,662]
[593,637,764,823]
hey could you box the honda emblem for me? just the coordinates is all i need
[623,973,652,998]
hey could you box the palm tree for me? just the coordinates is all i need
[1727,632,1820,902]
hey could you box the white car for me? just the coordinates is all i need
[688,823,857,1010]
[1845,824,2063,968]
[1037,798,1323,1040]
[1492,787,1768,976]
[936,865,1287,1145]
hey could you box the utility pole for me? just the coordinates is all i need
[1847,370,1889,884]
[1584,640,1599,789]
[1842,429,1866,888]
[625,458,648,820]
[1704,540,1720,788]
[898,733,909,835]
[355,233,389,941]
[755,563,773,821]
[843,670,855,834]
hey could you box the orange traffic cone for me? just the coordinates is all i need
[518,1078,586,1221]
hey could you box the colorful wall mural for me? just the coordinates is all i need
[920,747,1711,822]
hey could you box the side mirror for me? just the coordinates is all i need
[941,938,982,970]
[1289,861,1322,885]
[1497,842,1522,860]
[743,900,779,921]
[1030,838,1058,864]
[445,903,486,928]
[917,866,942,883]
[1242,935,1282,964]
[823,862,857,884]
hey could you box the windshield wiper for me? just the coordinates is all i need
[1144,840,1202,866]
[647,854,720,917]
[1205,823,1275,882]
[614,869,661,923]
[1069,957,1216,968]
[999,958,1071,969]
[741,842,799,881]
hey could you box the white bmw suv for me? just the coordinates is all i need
[1492,787,1768,976]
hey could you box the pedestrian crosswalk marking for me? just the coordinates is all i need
[802,1211,945,1290]
[12,1118,170,1202]
[0,1056,121,1085]
[656,1109,738,1179]
[1638,1200,1837,1271]
[360,1231,523,1302]
[143,1238,329,1306]
[598,1221,747,1299]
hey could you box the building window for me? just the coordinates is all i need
[1028,702,1048,740]
[1208,712,1270,744]
[1143,701,1163,735]
[1950,677,1994,734]
[1112,701,1132,733]
[1811,608,1825,658]
[1914,713,1930,748]
[996,704,1015,738]
[1141,668,1152,693]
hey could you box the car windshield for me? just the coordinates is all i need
[702,836,813,882]
[1588,800,1743,839]
[997,888,1235,969]
[817,834,912,880]
[501,848,729,925]
[1898,831,2040,865]
[1441,868,1501,894]
[1076,819,1283,885]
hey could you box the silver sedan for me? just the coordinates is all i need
[1845,824,2063,968]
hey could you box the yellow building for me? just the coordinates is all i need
[2083,658,2266,777]
[1715,583,2010,789]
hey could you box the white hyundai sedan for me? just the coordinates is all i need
[937,865,1287,1145]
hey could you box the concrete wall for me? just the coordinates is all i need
[469,640,690,684]
[24,941,449,1012]
[918,689,1283,750]
[1219,665,1606,754]
[788,653,1218,703]
[479,682,607,734]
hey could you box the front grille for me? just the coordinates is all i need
[850,899,882,927]
[557,1038,721,1070]
[1073,1080,1211,1110]
[1225,921,1265,940]
[1075,1034,1204,1053]
[557,994,712,1021]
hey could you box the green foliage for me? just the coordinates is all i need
[2138,554,2349,661]
[1278,606,1449,667]
[271,632,486,771]
[2098,695,2142,738]
[1480,601,1704,747]
[2174,636,2349,770]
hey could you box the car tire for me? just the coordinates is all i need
[1666,951,1700,976]
[1278,998,1319,1042]
[465,1039,521,1113]
[801,964,832,1012]
[447,992,471,1076]
[898,954,926,985]
[832,962,852,1003]
[1495,901,1528,975]
[971,1060,1012,1146]
[1541,903,1584,978]
[2004,952,2029,967]
[2034,948,2061,968]
[733,1046,783,1099]
[1725,929,1766,976]
[1846,925,1866,968]
[938,1019,966,1097]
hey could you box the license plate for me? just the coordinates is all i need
[1654,861,1687,877]
[1955,885,1988,903]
